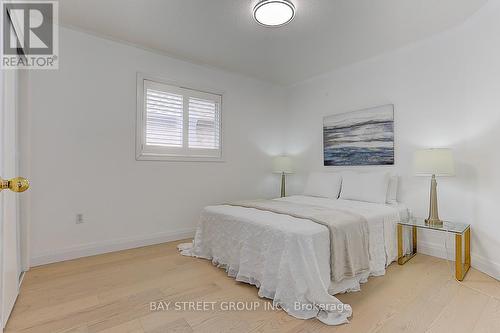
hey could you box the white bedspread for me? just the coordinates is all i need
[181,195,408,325]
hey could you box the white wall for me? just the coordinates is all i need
[25,27,287,265]
[286,1,500,279]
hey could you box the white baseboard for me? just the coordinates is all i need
[30,230,500,282]
[417,240,500,281]
[416,240,449,260]
[470,252,500,282]
[30,228,196,267]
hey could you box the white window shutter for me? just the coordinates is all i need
[145,88,183,147]
[188,97,220,150]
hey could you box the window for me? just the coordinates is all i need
[137,76,222,161]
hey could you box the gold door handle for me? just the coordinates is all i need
[0,177,30,193]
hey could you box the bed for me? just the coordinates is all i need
[179,173,409,325]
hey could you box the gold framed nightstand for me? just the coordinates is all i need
[397,217,471,281]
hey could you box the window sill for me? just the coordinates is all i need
[136,153,224,162]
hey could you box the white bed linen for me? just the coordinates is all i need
[183,195,408,325]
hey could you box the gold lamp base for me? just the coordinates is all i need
[425,218,443,228]
[425,174,443,227]
[280,172,286,198]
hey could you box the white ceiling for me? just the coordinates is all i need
[60,0,488,85]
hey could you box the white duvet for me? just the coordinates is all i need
[180,195,408,325]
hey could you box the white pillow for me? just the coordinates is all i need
[303,172,342,199]
[386,175,399,204]
[340,172,390,204]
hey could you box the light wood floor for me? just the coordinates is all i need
[5,240,500,333]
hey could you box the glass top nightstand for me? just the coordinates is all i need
[397,217,471,281]
[399,217,470,235]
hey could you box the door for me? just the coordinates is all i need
[0,67,29,330]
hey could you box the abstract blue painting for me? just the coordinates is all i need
[323,105,394,166]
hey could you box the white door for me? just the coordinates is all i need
[0,68,28,330]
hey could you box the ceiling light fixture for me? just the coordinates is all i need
[253,0,296,27]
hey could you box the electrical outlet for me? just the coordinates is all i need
[76,214,84,224]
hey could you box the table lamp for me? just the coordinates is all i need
[414,148,455,227]
[273,156,293,197]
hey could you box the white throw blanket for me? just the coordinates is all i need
[226,199,370,282]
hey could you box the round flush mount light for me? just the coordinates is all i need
[253,0,296,27]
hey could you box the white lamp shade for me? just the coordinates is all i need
[414,148,455,176]
[273,156,293,174]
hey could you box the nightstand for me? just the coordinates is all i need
[397,217,471,281]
